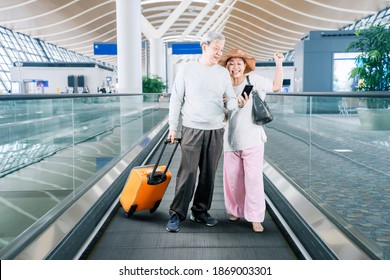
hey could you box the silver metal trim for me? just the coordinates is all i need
[265,194,312,260]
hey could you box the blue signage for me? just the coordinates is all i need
[94,42,201,55]
[171,43,201,55]
[94,42,147,55]
[94,43,117,55]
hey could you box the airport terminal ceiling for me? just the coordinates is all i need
[0,0,389,66]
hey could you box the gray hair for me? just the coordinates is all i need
[200,31,225,46]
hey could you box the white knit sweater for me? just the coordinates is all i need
[169,60,237,132]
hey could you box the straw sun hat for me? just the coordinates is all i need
[219,49,256,74]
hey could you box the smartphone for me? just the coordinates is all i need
[241,85,253,98]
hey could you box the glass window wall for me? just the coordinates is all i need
[0,26,115,93]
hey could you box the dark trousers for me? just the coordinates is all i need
[169,126,224,220]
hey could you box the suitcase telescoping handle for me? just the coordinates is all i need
[148,138,181,185]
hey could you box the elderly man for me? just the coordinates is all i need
[166,31,242,232]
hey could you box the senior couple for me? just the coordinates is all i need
[166,30,284,233]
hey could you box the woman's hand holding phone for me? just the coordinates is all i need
[241,85,253,99]
[238,85,252,108]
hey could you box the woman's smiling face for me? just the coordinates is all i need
[226,57,246,79]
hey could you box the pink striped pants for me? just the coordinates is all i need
[223,144,266,223]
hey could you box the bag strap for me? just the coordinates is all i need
[246,75,251,85]
[246,75,256,97]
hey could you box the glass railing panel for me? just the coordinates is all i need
[265,95,312,193]
[309,95,389,258]
[0,98,74,176]
[265,92,390,259]
[70,96,122,195]
[0,93,169,255]
[119,95,144,155]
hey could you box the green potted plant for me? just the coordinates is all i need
[142,75,167,102]
[346,23,390,130]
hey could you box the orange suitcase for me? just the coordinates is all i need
[119,139,180,217]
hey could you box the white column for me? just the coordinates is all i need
[167,47,174,94]
[149,37,164,79]
[116,0,142,94]
[116,0,142,153]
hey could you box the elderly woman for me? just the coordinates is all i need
[219,49,284,232]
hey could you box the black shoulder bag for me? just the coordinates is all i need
[247,76,274,125]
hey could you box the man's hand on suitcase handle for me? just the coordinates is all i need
[167,130,180,144]
[165,138,180,144]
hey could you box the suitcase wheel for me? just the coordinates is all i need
[150,200,162,213]
[126,205,137,218]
